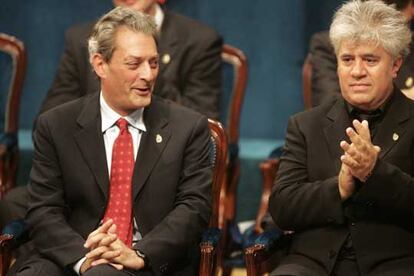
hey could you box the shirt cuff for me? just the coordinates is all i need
[73,257,87,275]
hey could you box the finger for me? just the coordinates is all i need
[109,263,124,271]
[340,141,351,151]
[346,127,367,151]
[346,127,360,144]
[87,219,114,239]
[85,219,114,248]
[85,233,111,249]
[344,145,363,163]
[341,154,359,169]
[374,145,381,153]
[91,258,110,267]
[108,224,117,234]
[97,234,118,247]
[100,250,121,260]
[352,120,371,141]
[86,245,111,259]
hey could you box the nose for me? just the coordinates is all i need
[139,62,155,81]
[350,59,366,79]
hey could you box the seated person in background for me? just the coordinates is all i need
[309,0,414,106]
[270,1,414,275]
[40,0,222,119]
[0,0,222,230]
[8,7,212,276]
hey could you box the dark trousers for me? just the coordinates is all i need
[8,255,153,276]
[270,254,360,276]
[0,186,29,228]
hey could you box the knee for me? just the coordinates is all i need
[82,264,127,276]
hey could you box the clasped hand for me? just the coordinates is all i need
[80,219,144,273]
[338,120,381,200]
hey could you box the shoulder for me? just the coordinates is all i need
[148,96,208,132]
[37,94,95,128]
[309,30,332,51]
[163,11,222,43]
[291,97,337,126]
[65,21,96,43]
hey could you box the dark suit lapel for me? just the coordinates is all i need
[373,90,411,158]
[323,99,351,172]
[132,98,171,199]
[74,93,110,200]
[157,11,179,77]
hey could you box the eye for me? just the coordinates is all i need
[126,62,140,69]
[149,58,159,69]
[340,56,353,65]
[365,57,378,65]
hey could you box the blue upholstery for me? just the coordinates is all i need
[1,219,29,248]
[0,132,17,150]
[201,227,221,248]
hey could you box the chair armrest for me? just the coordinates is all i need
[0,133,18,198]
[244,229,293,276]
[2,219,29,246]
[0,219,29,276]
[199,228,222,276]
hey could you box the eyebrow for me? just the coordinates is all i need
[124,54,159,61]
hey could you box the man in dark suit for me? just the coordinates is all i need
[309,0,414,107]
[9,7,211,276]
[40,0,222,120]
[0,0,222,232]
[270,1,414,275]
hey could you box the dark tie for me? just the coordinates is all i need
[103,118,134,247]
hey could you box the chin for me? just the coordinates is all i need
[134,97,151,108]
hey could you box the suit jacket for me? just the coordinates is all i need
[309,31,414,107]
[38,10,223,120]
[26,94,212,275]
[269,90,414,275]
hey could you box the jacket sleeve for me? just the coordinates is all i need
[134,116,212,275]
[269,116,346,231]
[351,158,414,227]
[26,114,88,268]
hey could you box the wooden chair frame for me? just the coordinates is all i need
[199,119,228,276]
[0,33,26,199]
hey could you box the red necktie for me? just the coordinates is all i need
[103,118,134,247]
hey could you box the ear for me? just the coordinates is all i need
[391,55,403,78]
[91,53,108,79]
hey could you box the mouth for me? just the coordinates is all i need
[132,87,151,96]
[349,83,371,91]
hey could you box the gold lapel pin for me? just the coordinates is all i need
[156,134,163,144]
[393,133,399,141]
[405,77,414,88]
[161,53,171,64]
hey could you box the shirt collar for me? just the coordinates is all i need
[100,92,146,133]
[154,3,164,31]
[345,89,395,118]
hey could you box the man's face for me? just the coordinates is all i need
[93,26,159,115]
[112,0,157,16]
[337,40,402,111]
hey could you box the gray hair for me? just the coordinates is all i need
[329,0,412,59]
[88,6,157,63]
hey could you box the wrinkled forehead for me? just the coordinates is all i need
[337,39,388,56]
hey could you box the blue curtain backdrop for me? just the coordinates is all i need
[0,0,342,140]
